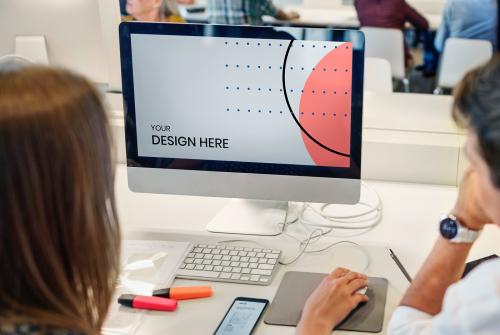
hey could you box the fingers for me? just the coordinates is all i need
[329,267,350,279]
[343,271,368,283]
[347,278,369,294]
[351,293,369,306]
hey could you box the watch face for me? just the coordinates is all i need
[440,217,459,239]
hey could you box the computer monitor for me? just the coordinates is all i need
[120,22,364,235]
[0,0,109,85]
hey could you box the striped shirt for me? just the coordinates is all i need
[206,0,278,25]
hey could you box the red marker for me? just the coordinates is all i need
[118,294,177,311]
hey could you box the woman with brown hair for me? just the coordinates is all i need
[0,61,121,334]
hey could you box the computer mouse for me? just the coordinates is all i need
[357,285,368,295]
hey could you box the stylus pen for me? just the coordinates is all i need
[389,248,413,283]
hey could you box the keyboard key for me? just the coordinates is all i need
[258,258,267,264]
[251,269,272,276]
[187,253,195,258]
[226,246,235,250]
[184,258,194,264]
[250,275,260,281]
[240,262,249,268]
[193,248,202,253]
[229,251,238,256]
[177,269,219,278]
[221,250,230,255]
[271,250,281,254]
[235,247,244,251]
[240,257,250,262]
[242,268,251,274]
[207,245,216,249]
[258,264,274,270]
[212,260,222,266]
[195,253,204,259]
[244,247,253,252]
[213,255,222,260]
[205,265,214,271]
[230,262,240,267]
[203,248,212,254]
[185,264,195,270]
[267,259,277,265]
[220,272,231,279]
[249,263,258,269]
[260,277,271,283]
[212,249,221,254]
[198,244,207,248]
[202,260,211,265]
[214,266,223,272]
[216,245,225,250]
[248,252,256,257]
[249,257,258,263]
[195,265,204,270]
[193,259,203,265]
[232,267,242,273]
[221,261,230,266]
[263,249,272,253]
[223,267,233,273]
[238,251,247,256]
[179,263,186,269]
[222,255,231,261]
[230,256,240,262]
[257,252,265,258]
[231,273,241,280]
[241,276,250,281]
[266,253,279,259]
[203,254,213,260]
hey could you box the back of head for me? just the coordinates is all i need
[0,65,121,334]
[453,55,500,187]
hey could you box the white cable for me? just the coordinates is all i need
[299,181,383,230]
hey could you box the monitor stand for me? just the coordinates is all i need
[206,199,289,236]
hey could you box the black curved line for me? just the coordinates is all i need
[281,40,350,158]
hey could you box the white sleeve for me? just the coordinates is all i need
[388,260,500,335]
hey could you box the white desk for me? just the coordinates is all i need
[182,4,442,30]
[115,164,500,334]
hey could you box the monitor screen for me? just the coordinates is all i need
[120,23,364,180]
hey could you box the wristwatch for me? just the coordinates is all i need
[439,214,481,243]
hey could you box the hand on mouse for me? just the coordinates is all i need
[296,268,369,335]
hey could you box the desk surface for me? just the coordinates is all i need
[181,4,442,30]
[115,164,500,334]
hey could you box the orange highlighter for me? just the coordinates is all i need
[153,286,212,300]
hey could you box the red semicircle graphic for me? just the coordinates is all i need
[298,42,352,167]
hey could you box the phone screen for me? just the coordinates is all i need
[214,298,268,335]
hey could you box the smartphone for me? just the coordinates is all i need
[213,297,269,335]
[462,254,499,278]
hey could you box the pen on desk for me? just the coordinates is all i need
[389,248,413,283]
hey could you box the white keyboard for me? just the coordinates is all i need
[176,243,281,285]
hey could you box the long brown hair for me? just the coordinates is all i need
[0,66,121,334]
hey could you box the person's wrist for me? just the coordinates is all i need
[297,317,332,335]
[450,210,484,231]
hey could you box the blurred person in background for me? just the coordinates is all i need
[123,0,185,23]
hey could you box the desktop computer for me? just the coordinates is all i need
[119,22,365,236]
[119,22,365,284]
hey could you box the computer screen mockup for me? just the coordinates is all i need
[120,23,364,234]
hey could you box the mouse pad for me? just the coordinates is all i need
[264,271,388,333]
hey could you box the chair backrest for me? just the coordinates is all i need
[361,27,406,80]
[364,57,393,93]
[438,38,493,89]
